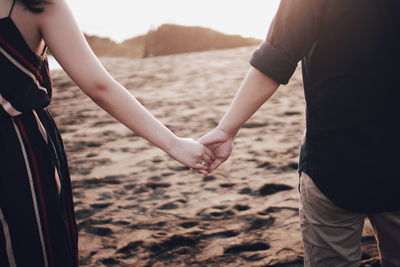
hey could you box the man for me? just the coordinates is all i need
[199,0,400,266]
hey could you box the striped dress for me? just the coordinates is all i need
[0,5,79,267]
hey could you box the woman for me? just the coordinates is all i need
[0,0,214,266]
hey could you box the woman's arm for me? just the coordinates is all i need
[199,67,279,172]
[38,0,214,171]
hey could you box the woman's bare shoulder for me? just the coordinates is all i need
[0,0,14,18]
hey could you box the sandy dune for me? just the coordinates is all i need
[50,46,380,267]
[85,24,260,58]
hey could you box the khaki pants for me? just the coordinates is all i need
[300,172,400,267]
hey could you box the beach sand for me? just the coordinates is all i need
[50,46,380,267]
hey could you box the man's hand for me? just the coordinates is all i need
[167,137,215,175]
[198,128,235,173]
[194,68,278,174]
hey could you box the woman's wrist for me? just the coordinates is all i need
[162,134,181,155]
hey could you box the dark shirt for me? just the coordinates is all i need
[250,0,400,212]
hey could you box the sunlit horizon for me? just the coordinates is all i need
[67,0,280,43]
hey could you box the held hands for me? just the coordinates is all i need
[167,128,235,175]
[167,137,215,175]
[197,128,235,173]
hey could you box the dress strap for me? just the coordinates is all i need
[8,0,16,17]
[40,44,48,57]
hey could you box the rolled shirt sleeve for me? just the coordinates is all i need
[250,0,322,84]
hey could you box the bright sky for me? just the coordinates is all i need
[67,0,281,43]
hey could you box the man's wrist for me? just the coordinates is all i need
[216,123,238,138]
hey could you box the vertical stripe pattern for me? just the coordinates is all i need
[0,208,16,267]
[0,94,21,117]
[12,119,49,267]
[0,15,79,267]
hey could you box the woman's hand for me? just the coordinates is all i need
[166,137,215,175]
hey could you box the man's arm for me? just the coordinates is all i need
[199,0,322,172]
[199,67,279,172]
[218,67,279,136]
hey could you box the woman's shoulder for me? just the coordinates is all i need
[36,0,71,21]
[0,0,14,18]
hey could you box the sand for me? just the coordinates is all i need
[49,46,380,267]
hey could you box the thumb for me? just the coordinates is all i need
[208,158,224,173]
[198,131,226,146]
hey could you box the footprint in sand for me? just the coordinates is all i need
[169,166,190,171]
[146,182,171,190]
[224,242,270,254]
[233,204,251,211]
[238,187,253,195]
[246,217,276,231]
[196,207,236,221]
[84,225,113,236]
[202,175,217,182]
[179,221,199,229]
[219,183,236,188]
[100,258,120,266]
[258,183,294,196]
[116,240,144,255]
[198,230,240,240]
[90,202,113,209]
[75,209,96,220]
[157,201,180,210]
[242,122,269,128]
[148,175,162,181]
[257,206,298,216]
[149,235,198,254]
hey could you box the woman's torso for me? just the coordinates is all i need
[0,0,45,57]
[0,0,53,116]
